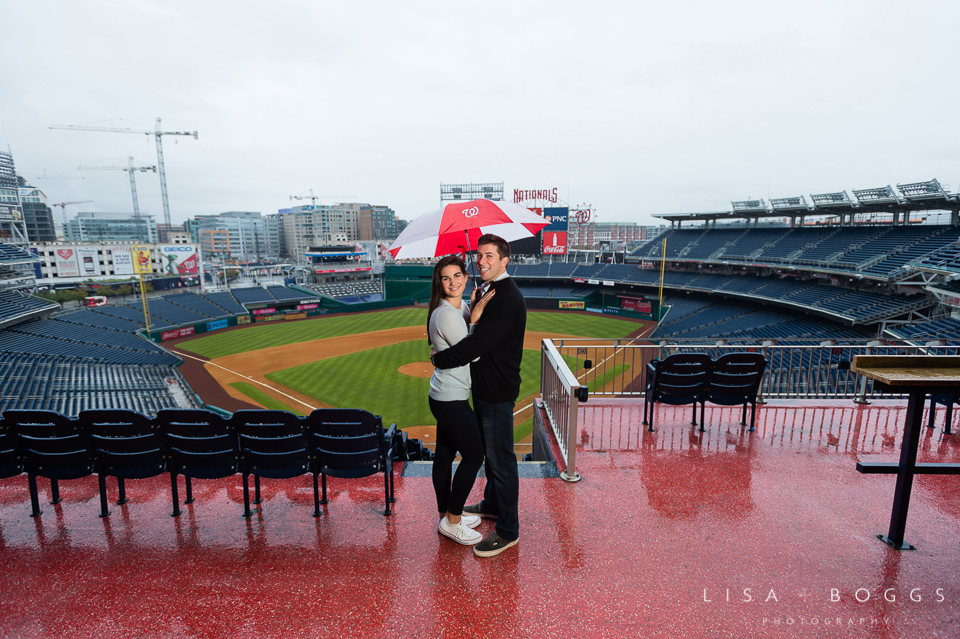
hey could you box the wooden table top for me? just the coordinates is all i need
[852,355,960,387]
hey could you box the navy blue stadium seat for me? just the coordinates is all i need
[702,353,767,432]
[156,408,240,516]
[232,410,311,518]
[0,417,24,482]
[78,409,166,517]
[6,410,94,517]
[642,354,712,432]
[307,408,397,516]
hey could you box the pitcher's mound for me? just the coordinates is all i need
[398,361,434,378]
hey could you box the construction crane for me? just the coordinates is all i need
[49,118,197,228]
[78,157,156,223]
[49,200,94,228]
[289,189,357,206]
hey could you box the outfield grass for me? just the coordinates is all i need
[525,312,640,338]
[178,308,427,359]
[266,343,542,430]
[179,308,640,360]
[229,382,306,416]
[561,354,630,393]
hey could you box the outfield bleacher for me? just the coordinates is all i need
[0,242,35,263]
[0,291,59,324]
[267,285,309,301]
[164,292,233,319]
[128,299,208,326]
[202,291,248,315]
[231,286,277,305]
[7,318,160,353]
[57,309,142,332]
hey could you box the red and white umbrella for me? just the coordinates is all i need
[388,199,550,260]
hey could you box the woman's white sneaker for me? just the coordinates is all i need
[460,514,480,529]
[438,517,483,545]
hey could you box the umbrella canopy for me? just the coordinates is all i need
[388,199,550,260]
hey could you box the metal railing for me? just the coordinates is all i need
[539,339,582,482]
[546,338,959,402]
[538,337,960,482]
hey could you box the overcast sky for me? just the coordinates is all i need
[2,0,958,228]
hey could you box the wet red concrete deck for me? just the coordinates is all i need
[1,399,958,638]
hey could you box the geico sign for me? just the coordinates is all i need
[162,246,195,252]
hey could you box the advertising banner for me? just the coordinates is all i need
[111,246,134,275]
[543,207,568,231]
[56,248,80,278]
[161,326,195,341]
[160,245,199,275]
[237,316,251,325]
[543,231,568,255]
[316,266,372,274]
[297,303,319,310]
[559,300,585,310]
[132,246,152,275]
[77,247,101,277]
[620,298,652,313]
[206,319,229,332]
[252,307,277,316]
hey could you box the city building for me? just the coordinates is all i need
[195,211,278,263]
[18,184,57,243]
[156,222,186,243]
[278,203,367,262]
[359,205,398,241]
[65,211,157,244]
[0,150,28,245]
[31,240,200,285]
[568,221,655,249]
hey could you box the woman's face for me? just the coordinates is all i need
[439,264,466,300]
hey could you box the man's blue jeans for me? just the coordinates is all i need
[475,398,519,541]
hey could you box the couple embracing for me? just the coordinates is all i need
[427,234,524,558]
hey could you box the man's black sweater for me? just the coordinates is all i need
[432,276,526,403]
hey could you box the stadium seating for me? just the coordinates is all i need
[267,286,308,301]
[163,292,233,319]
[230,287,277,305]
[0,242,36,262]
[201,292,248,315]
[0,291,58,324]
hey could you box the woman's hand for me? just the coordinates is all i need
[470,288,495,324]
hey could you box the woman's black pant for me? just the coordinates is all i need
[429,396,484,516]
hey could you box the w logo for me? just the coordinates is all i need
[462,206,480,218]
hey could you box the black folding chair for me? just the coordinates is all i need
[307,408,397,516]
[928,393,958,435]
[0,417,25,482]
[6,410,94,517]
[642,353,712,432]
[232,410,310,518]
[78,409,166,517]
[156,408,240,517]
[702,353,768,432]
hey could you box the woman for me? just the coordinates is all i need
[428,255,494,545]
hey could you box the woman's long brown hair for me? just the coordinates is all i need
[427,255,467,346]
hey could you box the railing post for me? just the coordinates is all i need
[563,389,581,483]
[854,340,882,404]
[758,340,774,404]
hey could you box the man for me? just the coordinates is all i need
[431,234,525,557]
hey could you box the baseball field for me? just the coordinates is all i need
[172,307,653,446]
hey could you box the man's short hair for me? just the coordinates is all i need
[477,234,510,260]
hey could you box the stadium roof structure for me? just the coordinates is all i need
[655,178,960,224]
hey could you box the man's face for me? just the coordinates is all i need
[476,243,508,282]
